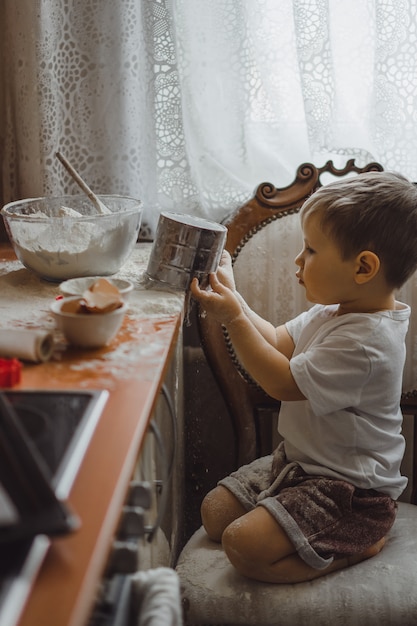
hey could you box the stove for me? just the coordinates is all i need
[0,389,108,626]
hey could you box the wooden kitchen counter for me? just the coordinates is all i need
[0,243,185,626]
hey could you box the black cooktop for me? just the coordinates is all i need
[3,390,107,490]
[0,389,108,626]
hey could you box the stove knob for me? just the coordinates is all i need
[107,540,138,575]
[127,480,152,509]
[118,506,146,538]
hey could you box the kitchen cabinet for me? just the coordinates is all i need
[0,243,185,626]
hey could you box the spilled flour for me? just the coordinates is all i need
[0,244,185,381]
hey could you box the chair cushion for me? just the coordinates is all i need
[175,502,417,625]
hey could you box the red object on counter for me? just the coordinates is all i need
[0,358,22,387]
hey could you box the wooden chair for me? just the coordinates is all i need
[176,161,417,625]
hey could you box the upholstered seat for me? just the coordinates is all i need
[177,161,417,626]
[177,502,417,625]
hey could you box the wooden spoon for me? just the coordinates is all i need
[55,151,111,215]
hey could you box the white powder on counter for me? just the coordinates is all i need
[68,333,171,382]
[0,246,185,381]
[0,245,183,327]
[111,245,185,319]
[0,263,59,329]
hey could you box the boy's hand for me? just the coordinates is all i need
[190,273,243,325]
[216,251,236,291]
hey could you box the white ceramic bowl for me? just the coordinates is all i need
[1,195,142,282]
[59,277,134,300]
[51,296,127,349]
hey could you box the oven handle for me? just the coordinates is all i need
[145,419,169,543]
[160,383,177,480]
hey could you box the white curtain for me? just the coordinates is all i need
[2,0,417,387]
[2,0,417,230]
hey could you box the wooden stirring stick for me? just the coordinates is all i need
[55,151,111,215]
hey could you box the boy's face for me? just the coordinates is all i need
[295,212,358,306]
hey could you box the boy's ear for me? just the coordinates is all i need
[354,251,380,284]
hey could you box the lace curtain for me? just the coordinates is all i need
[2,0,417,230]
[2,0,417,387]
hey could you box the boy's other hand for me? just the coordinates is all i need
[190,274,244,325]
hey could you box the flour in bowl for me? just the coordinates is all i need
[9,214,137,281]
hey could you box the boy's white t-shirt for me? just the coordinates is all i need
[281,302,410,500]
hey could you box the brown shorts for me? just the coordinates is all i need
[219,443,397,570]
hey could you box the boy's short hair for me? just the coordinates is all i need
[300,171,417,289]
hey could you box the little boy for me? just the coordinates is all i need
[190,171,417,583]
